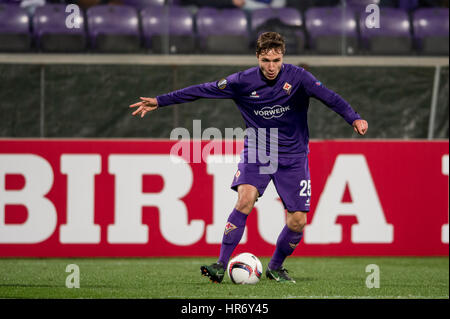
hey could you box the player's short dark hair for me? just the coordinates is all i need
[256,32,286,56]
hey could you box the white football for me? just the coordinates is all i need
[227,252,263,285]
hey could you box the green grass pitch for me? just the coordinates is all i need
[0,257,448,299]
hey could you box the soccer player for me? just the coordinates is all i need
[130,32,368,283]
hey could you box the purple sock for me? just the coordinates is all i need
[218,208,248,269]
[268,225,303,270]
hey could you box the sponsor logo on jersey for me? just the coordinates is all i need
[217,78,227,90]
[289,242,299,250]
[315,81,322,87]
[253,105,290,120]
[224,222,237,235]
[283,82,292,95]
[250,91,260,98]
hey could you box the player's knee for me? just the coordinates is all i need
[235,196,255,215]
[235,192,257,214]
[287,222,305,233]
[287,212,307,232]
[235,185,258,214]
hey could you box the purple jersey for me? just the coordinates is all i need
[156,64,361,155]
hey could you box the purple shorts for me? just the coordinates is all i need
[231,152,311,212]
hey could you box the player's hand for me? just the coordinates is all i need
[129,97,158,118]
[352,119,368,136]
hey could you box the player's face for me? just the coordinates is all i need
[257,49,284,81]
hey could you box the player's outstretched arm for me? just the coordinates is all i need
[352,119,368,136]
[129,97,158,118]
[131,76,236,115]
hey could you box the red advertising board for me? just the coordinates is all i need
[0,139,448,257]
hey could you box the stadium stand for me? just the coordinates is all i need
[122,0,165,10]
[0,0,448,55]
[141,5,195,53]
[86,4,141,52]
[196,7,250,54]
[413,7,449,55]
[347,0,396,11]
[398,0,420,10]
[0,3,31,52]
[359,7,412,55]
[251,7,305,54]
[180,0,242,9]
[251,7,302,30]
[305,6,359,55]
[33,4,86,52]
[0,0,25,4]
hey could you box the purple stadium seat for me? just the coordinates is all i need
[0,0,21,4]
[141,5,195,53]
[347,0,380,11]
[413,8,449,55]
[251,7,302,30]
[347,0,397,17]
[0,3,30,52]
[33,4,86,52]
[398,0,419,11]
[122,0,165,10]
[251,7,305,54]
[86,4,141,52]
[359,8,412,54]
[305,7,359,54]
[196,7,250,54]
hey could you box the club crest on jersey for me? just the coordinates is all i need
[224,222,237,235]
[283,82,292,95]
[217,78,227,90]
[235,170,241,180]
